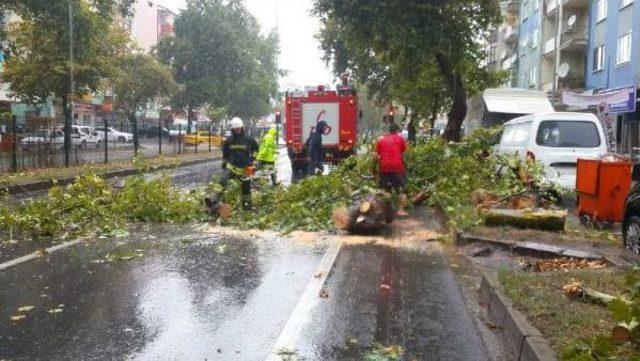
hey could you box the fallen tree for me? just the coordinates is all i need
[332,193,396,234]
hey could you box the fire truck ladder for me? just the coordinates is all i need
[291,98,303,145]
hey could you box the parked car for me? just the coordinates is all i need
[20,129,80,150]
[94,126,134,143]
[181,131,225,147]
[138,125,169,139]
[72,125,103,148]
[168,121,197,142]
[624,165,640,253]
[495,112,608,190]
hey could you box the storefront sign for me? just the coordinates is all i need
[603,85,636,113]
[562,86,632,111]
[597,102,617,152]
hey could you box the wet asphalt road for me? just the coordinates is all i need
[0,227,328,361]
[292,244,487,360]
[0,149,495,360]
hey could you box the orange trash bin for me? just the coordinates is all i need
[576,156,633,223]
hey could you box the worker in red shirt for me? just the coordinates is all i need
[376,123,408,216]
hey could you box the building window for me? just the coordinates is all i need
[593,45,605,71]
[522,0,530,20]
[597,0,608,22]
[532,29,539,49]
[529,66,538,87]
[617,32,632,64]
[621,0,634,9]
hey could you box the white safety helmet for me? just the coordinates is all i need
[230,117,244,129]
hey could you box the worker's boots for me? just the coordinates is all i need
[242,195,252,211]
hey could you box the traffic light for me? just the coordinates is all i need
[388,107,395,123]
[275,109,282,124]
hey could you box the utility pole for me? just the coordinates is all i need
[65,0,75,167]
[553,0,563,92]
[275,0,280,146]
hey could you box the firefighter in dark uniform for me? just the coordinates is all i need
[220,117,259,210]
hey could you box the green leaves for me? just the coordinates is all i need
[0,171,208,241]
[3,0,130,104]
[157,0,279,119]
[112,54,177,118]
[313,0,505,134]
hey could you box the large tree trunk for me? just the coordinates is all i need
[187,105,194,135]
[62,94,72,167]
[429,94,440,135]
[128,112,139,154]
[332,193,397,234]
[405,106,417,143]
[435,53,467,142]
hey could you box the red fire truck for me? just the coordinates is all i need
[283,84,359,179]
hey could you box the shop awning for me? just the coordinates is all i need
[483,88,554,114]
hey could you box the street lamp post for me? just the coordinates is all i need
[64,0,75,167]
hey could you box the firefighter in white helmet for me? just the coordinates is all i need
[219,117,259,210]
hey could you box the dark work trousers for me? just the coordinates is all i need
[308,147,324,176]
[219,168,252,209]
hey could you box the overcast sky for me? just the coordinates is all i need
[156,0,335,90]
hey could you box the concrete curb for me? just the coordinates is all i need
[457,233,633,268]
[479,272,557,361]
[1,156,221,195]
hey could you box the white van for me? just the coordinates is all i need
[495,112,608,189]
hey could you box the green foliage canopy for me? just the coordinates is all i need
[157,0,279,121]
[1,0,131,105]
[312,0,506,140]
[112,53,177,117]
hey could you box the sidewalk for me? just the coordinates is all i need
[1,150,221,195]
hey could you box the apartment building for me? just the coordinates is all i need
[585,0,640,154]
[129,1,176,54]
[516,0,543,89]
[486,0,521,87]
[540,0,589,93]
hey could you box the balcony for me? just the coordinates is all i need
[543,38,556,56]
[503,25,519,44]
[502,54,518,71]
[560,27,588,52]
[503,0,520,15]
[546,0,588,16]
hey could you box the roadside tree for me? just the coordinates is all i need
[2,0,131,164]
[157,0,279,132]
[313,0,506,141]
[112,53,177,151]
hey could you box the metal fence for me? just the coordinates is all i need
[0,115,224,174]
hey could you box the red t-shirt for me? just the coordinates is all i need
[375,133,407,173]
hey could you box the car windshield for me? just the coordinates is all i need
[536,121,601,148]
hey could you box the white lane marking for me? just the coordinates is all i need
[266,238,343,360]
[0,238,85,271]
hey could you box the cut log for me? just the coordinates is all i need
[484,209,567,232]
[203,192,233,219]
[412,189,431,205]
[507,193,538,210]
[332,207,350,231]
[332,193,397,234]
[563,282,619,305]
[471,189,499,206]
[612,325,633,345]
[218,203,233,219]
